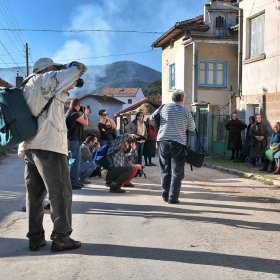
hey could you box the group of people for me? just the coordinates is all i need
[18,56,195,253]
[225,113,280,174]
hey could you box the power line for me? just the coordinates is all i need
[0,41,25,75]
[2,0,26,45]
[0,28,164,34]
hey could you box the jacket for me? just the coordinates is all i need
[20,62,87,156]
[125,119,147,140]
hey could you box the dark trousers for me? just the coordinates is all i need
[136,142,144,164]
[158,141,186,201]
[24,149,73,241]
[102,166,135,189]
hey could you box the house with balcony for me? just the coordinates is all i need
[151,0,239,154]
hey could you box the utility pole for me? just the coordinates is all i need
[25,43,29,77]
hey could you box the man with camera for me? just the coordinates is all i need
[78,135,100,184]
[20,58,87,252]
[101,133,143,193]
[150,89,195,204]
[65,98,90,189]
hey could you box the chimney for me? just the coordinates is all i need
[16,71,23,87]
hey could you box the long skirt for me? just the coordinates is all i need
[142,140,156,158]
[250,141,265,158]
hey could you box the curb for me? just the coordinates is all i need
[203,162,280,187]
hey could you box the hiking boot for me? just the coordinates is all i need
[29,236,46,251]
[51,237,81,252]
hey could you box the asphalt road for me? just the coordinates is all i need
[0,153,280,280]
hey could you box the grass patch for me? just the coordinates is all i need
[204,156,280,186]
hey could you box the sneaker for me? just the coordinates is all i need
[150,162,156,166]
[72,184,82,189]
[110,188,126,193]
[145,163,151,167]
[78,179,91,184]
[123,183,134,187]
[51,237,81,252]
[29,236,46,251]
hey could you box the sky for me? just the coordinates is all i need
[0,0,207,85]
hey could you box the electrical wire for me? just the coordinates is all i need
[0,28,164,34]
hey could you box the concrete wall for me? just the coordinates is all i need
[80,96,122,126]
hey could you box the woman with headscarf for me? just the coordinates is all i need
[233,116,255,163]
[249,114,270,167]
[225,112,247,160]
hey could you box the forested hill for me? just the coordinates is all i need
[83,61,161,95]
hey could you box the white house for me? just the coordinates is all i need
[99,87,145,109]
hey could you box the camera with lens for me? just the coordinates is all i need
[135,165,146,179]
[80,105,91,113]
[75,78,84,88]
[128,138,137,143]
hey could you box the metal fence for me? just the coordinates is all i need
[211,114,231,157]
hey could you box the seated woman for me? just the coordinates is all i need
[258,122,280,172]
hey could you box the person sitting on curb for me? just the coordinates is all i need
[79,135,100,184]
[101,133,141,193]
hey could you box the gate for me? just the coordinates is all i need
[211,114,231,157]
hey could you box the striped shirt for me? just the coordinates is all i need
[150,102,195,146]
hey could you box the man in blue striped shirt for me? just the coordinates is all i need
[150,89,196,204]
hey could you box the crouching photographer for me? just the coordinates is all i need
[100,133,143,193]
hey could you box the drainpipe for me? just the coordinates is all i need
[223,3,243,97]
[192,42,198,103]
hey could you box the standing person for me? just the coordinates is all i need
[65,98,90,189]
[249,114,270,167]
[98,109,117,146]
[78,135,100,184]
[125,112,147,164]
[150,89,195,204]
[258,122,280,172]
[225,112,247,160]
[143,117,157,166]
[20,58,87,252]
[233,116,255,163]
[123,117,129,133]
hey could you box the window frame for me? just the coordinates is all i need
[198,60,228,88]
[250,13,265,58]
[169,63,175,89]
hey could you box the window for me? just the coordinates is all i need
[198,60,227,87]
[169,64,175,89]
[128,99,132,104]
[216,16,224,28]
[250,14,265,57]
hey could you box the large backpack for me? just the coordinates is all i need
[93,144,114,169]
[0,77,54,148]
